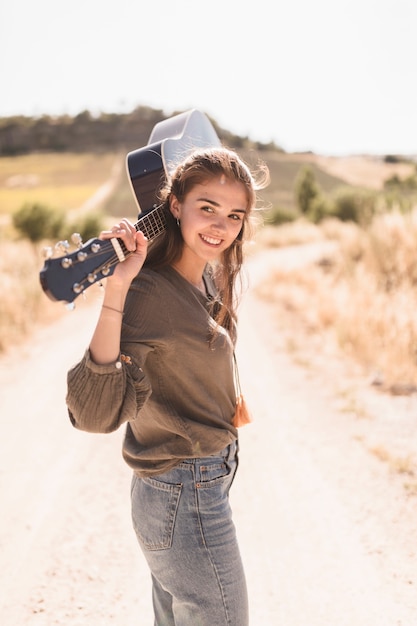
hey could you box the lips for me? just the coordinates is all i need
[200,234,223,246]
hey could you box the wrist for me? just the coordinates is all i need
[102,304,123,315]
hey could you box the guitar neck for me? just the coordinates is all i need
[134,204,167,242]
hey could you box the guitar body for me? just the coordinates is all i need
[39,109,221,303]
[127,109,221,216]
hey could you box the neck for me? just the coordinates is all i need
[172,263,206,294]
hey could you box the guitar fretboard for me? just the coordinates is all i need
[135,205,167,242]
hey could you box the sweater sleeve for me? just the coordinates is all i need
[66,349,152,434]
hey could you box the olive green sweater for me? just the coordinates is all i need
[66,266,238,477]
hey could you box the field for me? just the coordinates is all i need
[1,150,417,388]
[0,152,121,217]
[0,152,124,351]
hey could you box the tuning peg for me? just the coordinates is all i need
[55,240,70,254]
[71,232,83,248]
[42,246,53,259]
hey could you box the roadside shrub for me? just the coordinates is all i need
[385,173,417,191]
[331,187,377,226]
[308,194,335,224]
[12,202,66,242]
[67,212,104,242]
[382,189,412,213]
[384,174,402,188]
[266,205,298,226]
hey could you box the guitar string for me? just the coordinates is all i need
[72,211,167,291]
[54,206,168,295]
[70,208,167,269]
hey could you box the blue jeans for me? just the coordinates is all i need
[130,441,248,626]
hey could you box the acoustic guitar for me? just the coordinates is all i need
[39,110,221,303]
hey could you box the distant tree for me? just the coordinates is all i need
[294,165,320,215]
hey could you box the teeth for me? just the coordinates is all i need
[201,234,221,245]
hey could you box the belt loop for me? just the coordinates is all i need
[228,439,238,462]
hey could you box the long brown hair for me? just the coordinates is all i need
[145,147,269,335]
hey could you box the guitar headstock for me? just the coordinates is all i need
[40,232,119,303]
[39,203,167,304]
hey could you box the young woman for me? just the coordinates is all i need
[66,147,268,626]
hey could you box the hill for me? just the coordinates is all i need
[1,105,415,221]
[0,106,279,157]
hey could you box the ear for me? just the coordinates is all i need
[169,195,180,219]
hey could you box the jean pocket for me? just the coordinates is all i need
[131,475,182,550]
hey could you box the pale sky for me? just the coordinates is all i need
[1,0,416,156]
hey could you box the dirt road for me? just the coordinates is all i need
[1,247,416,625]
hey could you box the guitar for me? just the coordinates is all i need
[39,110,221,303]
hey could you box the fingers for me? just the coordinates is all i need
[100,219,138,252]
[134,229,148,251]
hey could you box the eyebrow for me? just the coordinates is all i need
[196,197,247,213]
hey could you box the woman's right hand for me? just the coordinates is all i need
[99,218,148,288]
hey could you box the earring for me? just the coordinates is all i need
[176,218,181,227]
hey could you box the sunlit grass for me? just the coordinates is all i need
[0,152,119,215]
[0,185,103,214]
[258,211,417,388]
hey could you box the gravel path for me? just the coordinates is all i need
[0,247,416,625]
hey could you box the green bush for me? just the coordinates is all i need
[384,172,417,191]
[67,213,104,242]
[13,202,66,242]
[265,205,298,226]
[308,194,334,224]
[294,165,320,215]
[331,187,377,226]
[384,174,402,188]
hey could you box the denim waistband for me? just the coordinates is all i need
[182,439,238,466]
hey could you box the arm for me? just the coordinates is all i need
[66,219,152,434]
[89,219,148,365]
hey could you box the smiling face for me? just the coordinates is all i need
[170,175,248,272]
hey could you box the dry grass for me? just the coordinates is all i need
[0,240,66,352]
[258,211,417,389]
[315,155,415,191]
[369,445,415,477]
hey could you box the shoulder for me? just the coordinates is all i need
[130,267,162,291]
[123,269,172,335]
[127,267,176,299]
[125,267,180,319]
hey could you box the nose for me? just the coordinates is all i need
[210,214,227,233]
